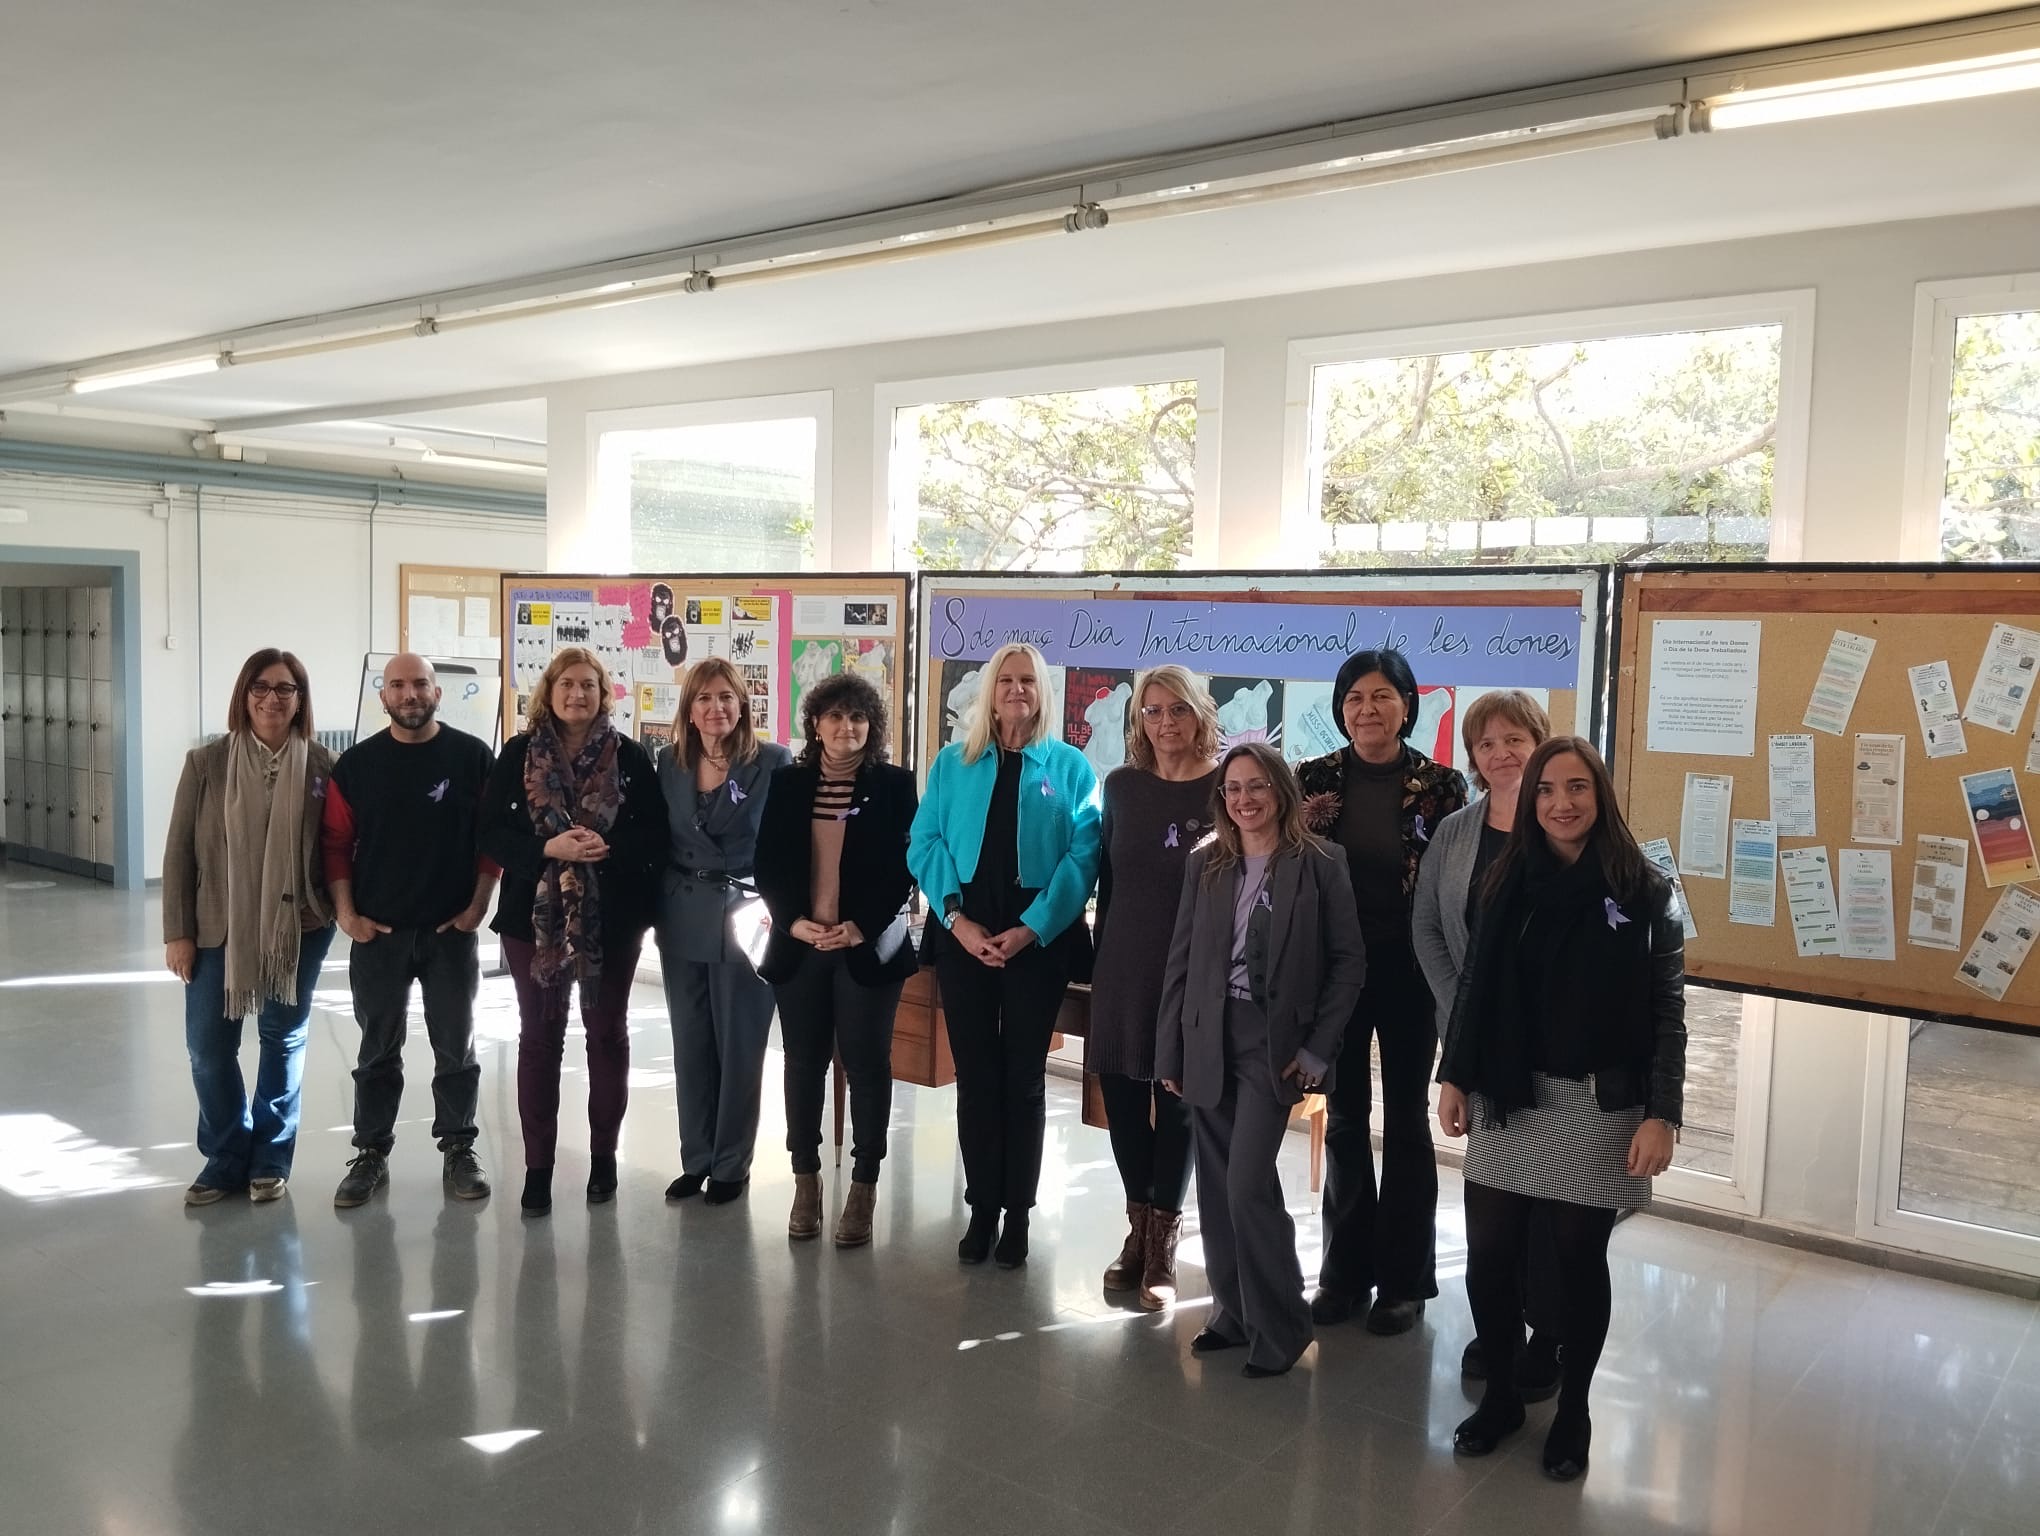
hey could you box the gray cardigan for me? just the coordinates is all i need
[1155,839,1367,1109]
[1410,795,1494,1019]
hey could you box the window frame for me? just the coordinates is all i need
[1281,291,1817,565]
[873,349,1225,572]
[588,390,834,571]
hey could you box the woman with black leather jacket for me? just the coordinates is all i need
[1436,735,1685,1484]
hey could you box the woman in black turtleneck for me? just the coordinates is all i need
[1294,648,1466,1336]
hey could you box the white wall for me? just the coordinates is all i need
[0,472,544,878]
[543,202,2040,1258]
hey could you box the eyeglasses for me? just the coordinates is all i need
[1139,703,1195,722]
[1220,779,1274,799]
[247,681,300,700]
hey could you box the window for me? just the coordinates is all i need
[592,396,828,573]
[1301,322,1787,567]
[881,354,1219,572]
[1939,308,2040,561]
[1896,1023,2040,1241]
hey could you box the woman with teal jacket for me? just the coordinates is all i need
[910,641,1102,1268]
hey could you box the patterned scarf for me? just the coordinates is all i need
[524,716,624,987]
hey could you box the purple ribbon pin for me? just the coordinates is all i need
[1163,823,1180,849]
[1257,889,1273,910]
[1604,898,1630,931]
[727,781,747,804]
[1040,780,1053,797]
[1413,813,1429,844]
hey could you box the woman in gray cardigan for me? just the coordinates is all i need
[1157,742,1366,1377]
[1411,689,1558,1390]
[655,658,792,1205]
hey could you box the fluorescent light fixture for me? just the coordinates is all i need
[1697,47,2040,129]
[421,450,548,477]
[70,355,221,394]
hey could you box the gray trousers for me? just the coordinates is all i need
[1191,996,1312,1373]
[663,954,777,1182]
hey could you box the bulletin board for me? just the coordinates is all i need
[354,653,503,749]
[1611,564,2040,1034]
[499,572,911,756]
[400,565,504,659]
[914,567,1609,783]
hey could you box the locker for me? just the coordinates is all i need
[0,588,20,671]
[67,587,90,681]
[22,678,45,765]
[89,680,113,774]
[91,771,114,866]
[41,590,67,675]
[89,589,112,682]
[22,759,45,852]
[68,767,90,860]
[19,589,44,674]
[3,755,21,845]
[68,719,90,775]
[43,677,68,759]
[2,671,19,737]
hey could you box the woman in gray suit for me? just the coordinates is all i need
[1157,741,1367,1377]
[655,657,793,1205]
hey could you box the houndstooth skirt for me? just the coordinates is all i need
[1462,1071,1651,1210]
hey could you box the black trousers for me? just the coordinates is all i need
[1318,950,1439,1303]
[348,926,481,1155]
[934,941,1069,1212]
[774,947,905,1185]
[1464,1181,1617,1410]
[1097,1072,1194,1211]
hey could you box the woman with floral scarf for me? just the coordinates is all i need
[480,647,664,1215]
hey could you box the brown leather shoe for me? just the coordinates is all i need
[1103,1201,1149,1291]
[834,1179,877,1247]
[789,1172,823,1240]
[1139,1206,1182,1311]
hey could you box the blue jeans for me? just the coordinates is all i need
[184,925,335,1187]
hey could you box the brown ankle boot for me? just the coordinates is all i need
[1103,1201,1149,1291]
[789,1172,823,1239]
[834,1180,877,1247]
[1139,1207,1182,1311]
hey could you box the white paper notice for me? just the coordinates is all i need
[1803,629,1877,736]
[1908,834,1969,952]
[461,596,493,638]
[1779,846,1841,957]
[1768,733,1817,838]
[2029,718,2040,776]
[1955,885,2040,1002]
[1640,837,1699,941]
[1837,848,1897,961]
[1962,622,2040,735]
[1850,733,1905,846]
[1728,818,1778,926]
[1907,660,1967,759]
[1680,773,1734,880]
[1647,619,1762,756]
[407,594,459,653]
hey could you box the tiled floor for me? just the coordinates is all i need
[3,869,2038,1535]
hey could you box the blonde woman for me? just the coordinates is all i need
[1157,742,1367,1376]
[655,657,794,1206]
[1086,665,1220,1307]
[480,647,664,1216]
[908,642,1102,1268]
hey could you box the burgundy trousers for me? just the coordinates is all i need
[502,935,641,1168]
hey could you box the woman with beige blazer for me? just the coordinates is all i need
[163,648,336,1206]
[1157,742,1367,1377]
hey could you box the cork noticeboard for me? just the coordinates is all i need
[499,572,912,759]
[1611,565,2040,1034]
[914,567,1609,786]
[400,565,504,660]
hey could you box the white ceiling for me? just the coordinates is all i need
[2,2,2033,440]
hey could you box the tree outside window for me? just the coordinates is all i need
[1941,310,2040,562]
[620,418,818,573]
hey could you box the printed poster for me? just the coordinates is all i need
[1210,675,1284,752]
[1728,818,1778,927]
[1640,837,1699,941]
[1803,629,1877,736]
[1960,767,2040,888]
[1908,835,1969,952]
[1647,619,1762,756]
[1907,659,1968,759]
[1779,846,1840,957]
[1850,734,1905,846]
[1955,885,2040,1003]
[1837,848,1896,962]
[1282,681,1342,763]
[789,638,844,728]
[1063,667,1136,774]
[1962,622,2040,735]
[1768,733,1817,838]
[1679,772,1734,880]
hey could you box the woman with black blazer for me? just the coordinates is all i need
[754,672,919,1247]
[1157,742,1367,1378]
[1438,736,1685,1481]
[480,646,664,1216]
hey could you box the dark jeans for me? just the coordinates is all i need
[183,925,336,1187]
[1097,1072,1195,1211]
[503,934,640,1169]
[775,947,905,1185]
[934,941,1069,1212]
[1319,950,1440,1303]
[347,925,481,1155]
[1464,1181,1618,1410]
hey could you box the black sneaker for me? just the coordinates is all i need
[443,1143,491,1201]
[1309,1287,1361,1326]
[334,1150,389,1208]
[1366,1297,1425,1335]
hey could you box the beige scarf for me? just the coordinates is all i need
[223,731,309,1019]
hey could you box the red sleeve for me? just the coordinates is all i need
[320,778,358,887]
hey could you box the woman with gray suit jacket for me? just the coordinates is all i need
[1157,742,1367,1377]
[655,657,793,1205]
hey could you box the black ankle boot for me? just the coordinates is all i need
[1452,1393,1526,1456]
[587,1154,617,1203]
[1543,1406,1592,1481]
[520,1166,553,1216]
[994,1209,1029,1269]
[958,1207,998,1265]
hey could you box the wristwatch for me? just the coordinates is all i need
[941,895,962,931]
